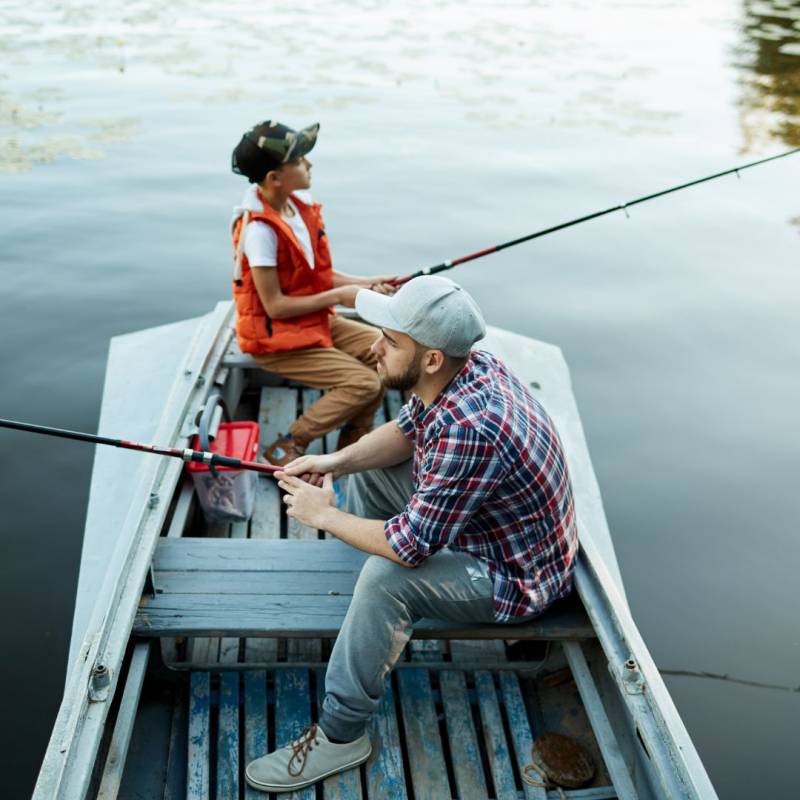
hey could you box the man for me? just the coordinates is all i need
[231,119,395,465]
[245,276,579,794]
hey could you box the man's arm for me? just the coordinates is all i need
[282,420,414,481]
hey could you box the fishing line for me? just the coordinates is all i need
[392,147,800,285]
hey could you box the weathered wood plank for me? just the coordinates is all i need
[153,537,371,571]
[448,638,507,663]
[219,521,248,664]
[135,596,592,640]
[244,670,268,800]
[156,571,359,596]
[365,676,408,800]
[316,668,363,800]
[217,672,240,799]
[474,670,518,799]
[439,670,487,800]
[163,692,188,800]
[187,672,210,799]
[563,642,637,800]
[275,668,315,800]
[188,516,231,665]
[249,474,281,540]
[161,478,196,666]
[287,389,323,542]
[498,671,547,800]
[397,668,451,799]
[135,595,592,640]
[258,385,299,458]
[287,391,324,662]
[409,639,442,662]
[96,643,150,800]
[248,386,297,663]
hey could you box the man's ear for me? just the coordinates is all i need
[423,349,446,375]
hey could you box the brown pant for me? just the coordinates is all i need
[252,315,384,446]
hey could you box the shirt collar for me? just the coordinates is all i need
[407,353,477,426]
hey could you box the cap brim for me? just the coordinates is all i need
[288,122,320,161]
[355,288,405,333]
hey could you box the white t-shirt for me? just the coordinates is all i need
[244,198,315,270]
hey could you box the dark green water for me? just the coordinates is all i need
[1,1,799,797]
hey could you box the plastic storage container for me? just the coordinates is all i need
[186,421,260,523]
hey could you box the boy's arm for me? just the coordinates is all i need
[252,268,356,319]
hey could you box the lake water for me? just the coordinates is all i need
[1,1,799,797]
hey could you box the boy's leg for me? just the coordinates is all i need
[328,316,384,437]
[253,345,382,450]
[319,549,497,742]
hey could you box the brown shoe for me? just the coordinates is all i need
[335,425,371,451]
[263,434,306,467]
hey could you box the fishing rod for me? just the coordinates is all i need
[0,417,281,477]
[391,147,800,285]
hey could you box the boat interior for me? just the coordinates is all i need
[88,343,664,800]
[41,310,713,800]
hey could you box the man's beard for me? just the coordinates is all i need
[379,354,422,392]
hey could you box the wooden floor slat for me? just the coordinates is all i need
[397,668,451,800]
[288,389,325,662]
[499,671,547,800]
[474,670,519,800]
[365,674,408,800]
[164,663,617,800]
[316,668,364,800]
[275,668,315,800]
[439,669,487,800]
[187,672,210,799]
[244,670,268,800]
[217,672,240,799]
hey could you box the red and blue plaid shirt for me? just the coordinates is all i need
[385,350,578,622]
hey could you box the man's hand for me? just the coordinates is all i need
[277,472,337,529]
[282,453,341,486]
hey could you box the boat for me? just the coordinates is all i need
[33,301,718,799]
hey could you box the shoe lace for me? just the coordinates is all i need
[288,723,319,777]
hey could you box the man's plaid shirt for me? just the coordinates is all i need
[384,350,578,622]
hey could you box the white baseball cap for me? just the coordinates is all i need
[356,276,486,357]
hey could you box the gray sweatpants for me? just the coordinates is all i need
[319,460,497,742]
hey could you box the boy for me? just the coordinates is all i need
[231,120,394,465]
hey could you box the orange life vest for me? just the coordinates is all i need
[232,192,335,354]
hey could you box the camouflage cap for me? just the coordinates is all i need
[231,121,320,183]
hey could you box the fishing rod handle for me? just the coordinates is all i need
[181,448,281,476]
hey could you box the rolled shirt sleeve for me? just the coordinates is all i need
[395,398,418,441]
[384,423,506,565]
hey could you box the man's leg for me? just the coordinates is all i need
[344,459,414,520]
[319,549,496,742]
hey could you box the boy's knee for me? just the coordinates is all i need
[344,369,382,402]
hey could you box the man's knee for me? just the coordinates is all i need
[354,555,408,597]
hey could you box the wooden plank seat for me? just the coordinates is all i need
[135,538,594,640]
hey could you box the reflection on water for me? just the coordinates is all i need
[736,0,800,149]
[1,0,711,173]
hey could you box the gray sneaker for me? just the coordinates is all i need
[245,723,372,794]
